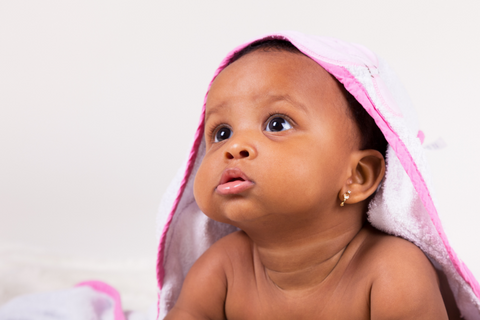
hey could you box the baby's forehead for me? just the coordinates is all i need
[207,50,348,113]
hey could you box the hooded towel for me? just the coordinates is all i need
[156,31,480,319]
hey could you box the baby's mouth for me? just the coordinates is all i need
[216,168,254,195]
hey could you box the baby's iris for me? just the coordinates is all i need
[214,127,232,142]
[266,117,292,132]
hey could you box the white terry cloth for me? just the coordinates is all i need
[155,31,480,319]
[0,286,115,320]
[0,281,157,320]
[0,281,132,320]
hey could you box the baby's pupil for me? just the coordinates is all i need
[269,118,285,131]
[217,127,231,141]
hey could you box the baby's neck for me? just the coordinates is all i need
[246,216,366,291]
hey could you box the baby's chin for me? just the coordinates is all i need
[198,201,269,227]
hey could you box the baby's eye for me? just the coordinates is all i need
[214,127,232,142]
[266,117,293,132]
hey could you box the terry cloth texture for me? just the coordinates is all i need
[156,31,480,319]
[0,283,123,320]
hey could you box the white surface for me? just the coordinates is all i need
[0,0,479,306]
[0,244,156,311]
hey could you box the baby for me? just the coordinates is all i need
[159,35,472,319]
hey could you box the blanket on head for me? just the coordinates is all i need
[156,31,480,319]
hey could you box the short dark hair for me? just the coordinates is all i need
[226,38,388,159]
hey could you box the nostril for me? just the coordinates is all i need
[225,152,234,160]
[239,150,249,158]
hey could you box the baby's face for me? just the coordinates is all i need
[194,50,360,227]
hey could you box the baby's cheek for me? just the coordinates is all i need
[277,159,336,207]
[193,164,209,213]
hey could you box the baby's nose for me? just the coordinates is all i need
[224,143,256,160]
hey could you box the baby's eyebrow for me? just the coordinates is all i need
[266,94,308,114]
[205,103,228,121]
[204,94,307,121]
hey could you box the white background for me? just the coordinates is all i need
[1,0,479,311]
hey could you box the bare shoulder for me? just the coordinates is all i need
[191,230,252,267]
[165,231,250,320]
[207,230,253,266]
[358,226,448,319]
[214,229,253,250]
[360,226,433,270]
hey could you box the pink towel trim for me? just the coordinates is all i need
[417,130,425,144]
[76,280,125,320]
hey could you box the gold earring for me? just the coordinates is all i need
[340,190,351,207]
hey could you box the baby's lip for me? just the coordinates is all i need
[218,167,252,185]
[216,168,254,195]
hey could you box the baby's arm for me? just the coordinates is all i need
[369,238,448,319]
[164,239,230,320]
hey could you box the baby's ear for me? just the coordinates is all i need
[339,150,385,205]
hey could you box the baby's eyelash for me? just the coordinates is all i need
[265,112,296,126]
[206,122,227,140]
